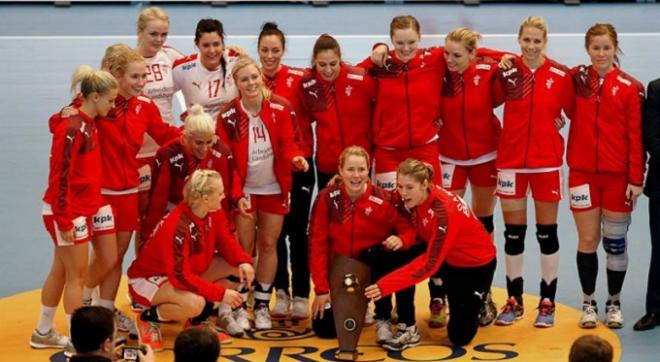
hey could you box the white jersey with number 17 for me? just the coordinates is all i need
[172,50,239,121]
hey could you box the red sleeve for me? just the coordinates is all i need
[277,105,303,165]
[213,212,252,266]
[562,71,576,120]
[142,152,173,242]
[627,82,646,185]
[308,193,332,294]
[386,204,415,249]
[376,201,455,297]
[476,47,516,63]
[49,120,83,231]
[161,216,227,302]
[145,101,181,144]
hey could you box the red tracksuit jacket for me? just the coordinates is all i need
[128,203,252,301]
[439,60,503,160]
[299,63,375,174]
[567,65,645,185]
[264,64,314,158]
[360,47,445,150]
[496,56,575,169]
[308,183,415,294]
[43,110,103,231]
[97,95,181,191]
[216,95,303,206]
[142,138,234,241]
[376,186,495,297]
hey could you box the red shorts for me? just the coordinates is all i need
[244,193,289,215]
[128,276,168,307]
[568,171,632,212]
[441,160,497,190]
[136,156,155,192]
[374,141,441,190]
[43,204,115,247]
[104,193,139,232]
[496,169,563,202]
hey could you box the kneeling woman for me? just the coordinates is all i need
[128,170,255,350]
[308,146,421,350]
[365,159,496,346]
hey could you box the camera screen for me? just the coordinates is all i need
[123,347,138,361]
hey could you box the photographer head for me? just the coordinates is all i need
[70,306,154,362]
[174,328,220,362]
[70,306,115,361]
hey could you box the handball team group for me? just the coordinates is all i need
[29,5,660,358]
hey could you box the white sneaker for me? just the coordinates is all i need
[291,297,309,320]
[114,309,137,334]
[30,329,69,349]
[605,302,624,329]
[233,307,251,331]
[215,312,244,337]
[578,302,598,329]
[382,323,421,351]
[270,289,290,319]
[375,319,393,345]
[254,305,273,330]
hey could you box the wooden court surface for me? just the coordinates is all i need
[1,279,620,362]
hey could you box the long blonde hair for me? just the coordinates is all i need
[70,65,118,97]
[518,16,548,40]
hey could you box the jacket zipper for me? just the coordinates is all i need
[404,66,412,148]
[349,202,355,258]
[332,85,346,149]
[523,75,535,168]
[461,75,470,159]
[594,81,603,173]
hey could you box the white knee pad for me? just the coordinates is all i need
[602,216,630,272]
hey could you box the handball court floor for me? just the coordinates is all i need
[1,2,660,361]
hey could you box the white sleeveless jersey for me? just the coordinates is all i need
[172,50,239,121]
[138,46,184,159]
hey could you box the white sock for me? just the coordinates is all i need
[36,305,57,334]
[541,251,560,284]
[82,287,94,305]
[217,303,232,315]
[97,298,115,311]
[505,254,524,280]
[65,314,72,332]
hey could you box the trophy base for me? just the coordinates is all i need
[335,350,360,361]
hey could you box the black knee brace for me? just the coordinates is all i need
[504,224,527,255]
[536,224,559,254]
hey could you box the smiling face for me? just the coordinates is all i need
[137,19,168,57]
[444,39,475,73]
[117,61,148,98]
[314,49,341,82]
[258,35,284,75]
[234,64,264,100]
[587,34,616,76]
[396,174,429,209]
[392,27,420,63]
[518,26,546,67]
[339,154,369,197]
[184,132,215,160]
[196,32,224,70]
